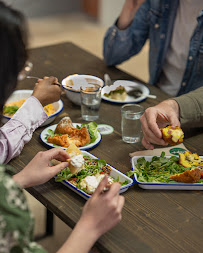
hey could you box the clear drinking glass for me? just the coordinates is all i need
[80,84,102,121]
[121,104,144,143]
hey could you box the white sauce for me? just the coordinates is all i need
[69,154,84,170]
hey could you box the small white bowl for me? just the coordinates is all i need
[2,89,64,127]
[61,74,104,105]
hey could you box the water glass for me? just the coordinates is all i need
[80,84,102,121]
[121,104,144,143]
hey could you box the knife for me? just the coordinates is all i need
[104,73,113,86]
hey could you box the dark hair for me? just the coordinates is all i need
[0,1,27,112]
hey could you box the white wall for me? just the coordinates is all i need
[5,0,81,18]
[99,0,124,27]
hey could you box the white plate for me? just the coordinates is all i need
[101,80,150,104]
[40,123,102,151]
[131,156,203,190]
[57,151,134,199]
[2,89,64,127]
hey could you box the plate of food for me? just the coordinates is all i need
[130,151,203,190]
[40,116,102,150]
[101,80,150,104]
[51,144,134,199]
[2,89,63,126]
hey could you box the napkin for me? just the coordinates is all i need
[129,143,188,157]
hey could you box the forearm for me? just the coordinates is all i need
[103,1,149,66]
[117,0,144,30]
[0,96,47,164]
[57,220,99,253]
[173,87,203,127]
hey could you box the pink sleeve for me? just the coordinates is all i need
[0,96,48,164]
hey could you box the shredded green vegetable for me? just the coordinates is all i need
[3,106,19,115]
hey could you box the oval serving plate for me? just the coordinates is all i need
[55,150,134,200]
[40,123,102,151]
[101,80,150,104]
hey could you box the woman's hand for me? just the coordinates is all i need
[140,99,180,149]
[57,176,125,253]
[117,0,146,30]
[32,76,62,106]
[79,176,125,238]
[13,148,69,188]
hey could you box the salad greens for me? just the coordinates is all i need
[77,121,98,144]
[129,152,201,183]
[3,106,19,115]
[55,155,129,190]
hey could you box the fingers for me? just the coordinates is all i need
[44,147,70,161]
[106,182,121,198]
[117,195,125,213]
[94,176,109,196]
[142,136,154,150]
[50,161,69,177]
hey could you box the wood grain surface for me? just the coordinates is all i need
[9,42,203,253]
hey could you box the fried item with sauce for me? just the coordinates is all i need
[169,168,201,183]
[160,126,184,145]
[179,151,203,168]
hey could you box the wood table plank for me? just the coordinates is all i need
[9,42,203,253]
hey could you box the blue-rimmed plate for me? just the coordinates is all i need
[40,123,102,151]
[55,150,134,200]
[102,80,150,104]
[131,155,203,190]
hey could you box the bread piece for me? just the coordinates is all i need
[169,168,201,183]
[66,143,84,174]
[160,126,184,145]
[55,117,74,134]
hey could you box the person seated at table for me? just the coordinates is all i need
[0,2,125,252]
[140,86,203,150]
[0,76,62,164]
[103,0,203,96]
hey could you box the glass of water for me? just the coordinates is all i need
[121,104,144,143]
[80,84,102,121]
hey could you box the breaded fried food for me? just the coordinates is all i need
[47,127,91,147]
[179,151,203,168]
[169,168,201,183]
[160,126,184,145]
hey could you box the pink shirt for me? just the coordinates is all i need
[0,96,48,164]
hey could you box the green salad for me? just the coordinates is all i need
[128,152,203,183]
[55,155,129,194]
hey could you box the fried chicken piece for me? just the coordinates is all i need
[55,117,74,134]
[169,168,201,183]
[47,127,91,147]
[160,126,184,145]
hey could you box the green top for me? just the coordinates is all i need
[173,86,203,127]
[0,165,47,253]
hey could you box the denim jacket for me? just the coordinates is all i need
[103,0,203,96]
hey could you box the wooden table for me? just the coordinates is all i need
[10,42,203,253]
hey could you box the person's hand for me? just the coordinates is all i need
[13,148,69,188]
[117,0,146,29]
[78,176,125,238]
[140,99,180,149]
[32,76,62,106]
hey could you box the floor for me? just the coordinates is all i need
[25,12,149,252]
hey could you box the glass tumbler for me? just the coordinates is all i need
[121,104,144,143]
